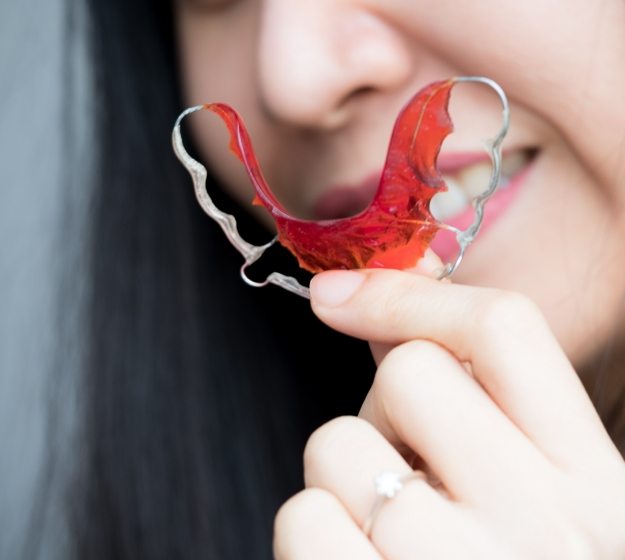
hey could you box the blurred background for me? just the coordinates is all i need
[0,1,88,556]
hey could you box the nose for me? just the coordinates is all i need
[257,1,413,129]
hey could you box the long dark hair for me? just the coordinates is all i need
[70,1,374,558]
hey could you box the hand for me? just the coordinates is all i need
[273,262,625,559]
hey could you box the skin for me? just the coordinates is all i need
[175,0,625,556]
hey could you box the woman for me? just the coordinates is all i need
[72,0,625,557]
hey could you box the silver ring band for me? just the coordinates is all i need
[363,470,427,537]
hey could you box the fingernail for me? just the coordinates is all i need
[310,271,366,307]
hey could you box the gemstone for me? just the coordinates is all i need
[374,471,403,498]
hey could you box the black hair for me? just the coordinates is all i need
[71,1,374,558]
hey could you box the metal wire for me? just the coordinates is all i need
[171,76,510,298]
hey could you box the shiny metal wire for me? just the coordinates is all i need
[171,76,510,298]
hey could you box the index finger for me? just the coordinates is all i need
[310,269,622,473]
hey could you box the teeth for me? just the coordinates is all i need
[454,162,493,198]
[429,177,469,221]
[501,150,530,177]
[431,150,532,219]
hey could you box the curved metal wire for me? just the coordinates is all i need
[172,108,311,298]
[171,76,510,298]
[437,76,510,279]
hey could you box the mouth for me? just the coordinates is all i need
[430,148,537,221]
[313,148,537,222]
[430,147,538,262]
[312,173,381,221]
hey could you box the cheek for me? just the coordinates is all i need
[456,142,625,365]
[383,0,625,198]
[175,4,268,209]
[381,0,625,360]
[176,4,258,106]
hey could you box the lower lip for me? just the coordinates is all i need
[313,174,380,220]
[430,161,535,263]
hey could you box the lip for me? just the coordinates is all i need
[436,151,493,174]
[313,172,381,220]
[430,154,537,263]
[312,149,534,262]
[312,149,521,220]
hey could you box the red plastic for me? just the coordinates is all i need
[205,79,454,272]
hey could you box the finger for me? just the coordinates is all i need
[304,416,474,558]
[369,341,393,366]
[369,482,506,559]
[274,488,382,560]
[371,249,444,367]
[310,269,619,472]
[304,416,415,524]
[359,339,553,507]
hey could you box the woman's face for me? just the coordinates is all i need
[175,0,625,365]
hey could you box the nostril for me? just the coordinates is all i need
[324,86,377,128]
[257,6,412,130]
[340,85,377,107]
[350,86,376,99]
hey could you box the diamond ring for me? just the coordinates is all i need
[362,470,427,537]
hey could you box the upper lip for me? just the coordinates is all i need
[436,148,535,175]
[436,151,493,175]
[311,148,534,221]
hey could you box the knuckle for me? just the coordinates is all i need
[303,416,369,474]
[382,339,448,370]
[273,491,307,539]
[375,340,451,403]
[474,290,543,342]
[273,488,336,558]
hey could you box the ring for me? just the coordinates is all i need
[362,470,427,537]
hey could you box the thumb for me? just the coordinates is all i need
[369,249,448,364]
